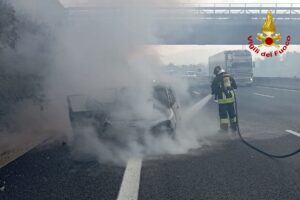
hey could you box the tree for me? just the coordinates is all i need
[0,0,56,132]
[0,0,18,49]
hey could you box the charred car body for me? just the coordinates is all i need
[67,84,180,141]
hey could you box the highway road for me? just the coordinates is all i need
[0,86,300,200]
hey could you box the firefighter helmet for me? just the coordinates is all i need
[214,66,224,75]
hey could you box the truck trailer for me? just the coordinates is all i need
[208,50,254,86]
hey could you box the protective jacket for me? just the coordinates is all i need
[211,72,237,104]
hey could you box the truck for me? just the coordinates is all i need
[208,50,254,86]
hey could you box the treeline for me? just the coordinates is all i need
[0,0,52,132]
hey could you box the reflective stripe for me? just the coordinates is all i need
[218,91,235,104]
[220,118,229,124]
[230,117,237,123]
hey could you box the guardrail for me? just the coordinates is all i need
[254,77,300,90]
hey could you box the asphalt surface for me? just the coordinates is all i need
[1,86,300,200]
[0,144,125,200]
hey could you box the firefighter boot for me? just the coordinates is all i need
[220,123,229,132]
[229,116,237,132]
[230,122,237,132]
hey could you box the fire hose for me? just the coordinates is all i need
[233,90,300,158]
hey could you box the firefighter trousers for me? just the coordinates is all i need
[218,102,237,130]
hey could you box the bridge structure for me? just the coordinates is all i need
[66,3,300,44]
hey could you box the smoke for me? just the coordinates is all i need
[1,0,215,165]
[254,50,300,77]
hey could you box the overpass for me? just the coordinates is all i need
[67,3,300,44]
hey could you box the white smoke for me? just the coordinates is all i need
[5,0,216,165]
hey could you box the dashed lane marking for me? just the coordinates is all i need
[253,93,275,98]
[117,159,142,200]
[285,130,300,138]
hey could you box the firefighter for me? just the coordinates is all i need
[211,66,237,131]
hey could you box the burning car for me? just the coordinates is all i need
[67,84,180,141]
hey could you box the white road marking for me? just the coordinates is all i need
[285,130,300,138]
[253,93,275,98]
[256,86,300,93]
[117,159,142,200]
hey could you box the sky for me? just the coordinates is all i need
[59,0,300,65]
